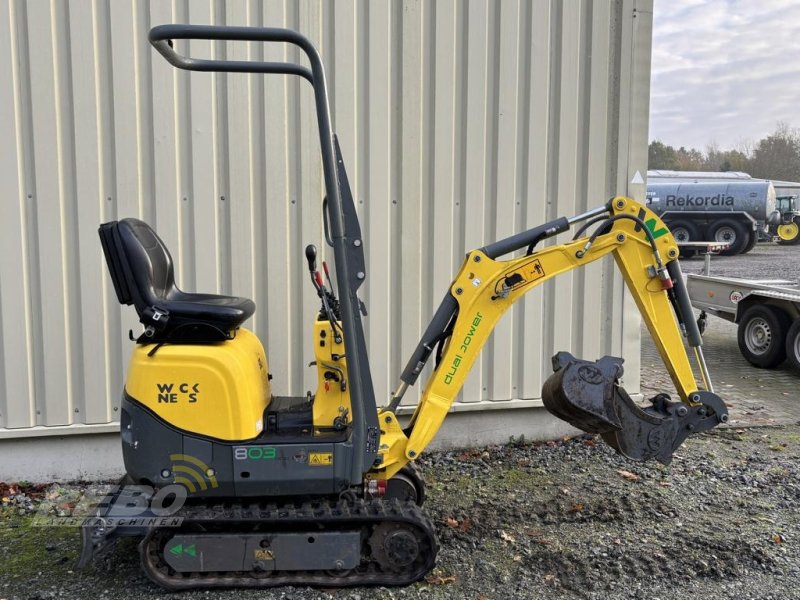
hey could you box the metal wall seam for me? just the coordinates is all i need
[0,0,652,434]
[28,1,70,427]
[0,1,28,428]
[620,0,654,391]
[517,0,551,402]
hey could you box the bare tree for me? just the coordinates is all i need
[748,122,800,181]
[649,123,800,181]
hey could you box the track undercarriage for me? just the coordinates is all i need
[79,466,437,590]
[140,498,438,589]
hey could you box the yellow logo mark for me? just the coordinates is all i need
[169,454,219,492]
[308,452,333,466]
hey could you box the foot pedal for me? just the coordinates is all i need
[541,352,728,464]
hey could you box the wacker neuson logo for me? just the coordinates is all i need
[443,312,483,385]
[665,193,735,207]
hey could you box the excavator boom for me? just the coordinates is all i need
[372,196,728,480]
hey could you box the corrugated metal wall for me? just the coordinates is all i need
[0,0,652,435]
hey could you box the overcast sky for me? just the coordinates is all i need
[649,0,800,151]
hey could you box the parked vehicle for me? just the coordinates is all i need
[646,181,780,256]
[687,270,800,371]
[773,195,800,245]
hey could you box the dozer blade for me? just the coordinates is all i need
[541,352,728,464]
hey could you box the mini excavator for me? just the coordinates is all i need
[79,25,728,589]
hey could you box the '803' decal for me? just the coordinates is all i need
[234,446,277,460]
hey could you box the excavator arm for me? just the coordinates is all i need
[371,197,728,480]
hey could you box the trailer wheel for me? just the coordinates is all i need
[785,320,800,372]
[710,219,749,255]
[777,219,800,245]
[737,305,791,368]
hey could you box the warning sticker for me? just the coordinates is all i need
[309,452,334,466]
[494,259,547,299]
[523,259,545,282]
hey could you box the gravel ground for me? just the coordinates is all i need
[3,242,799,600]
[2,426,800,600]
[679,241,800,282]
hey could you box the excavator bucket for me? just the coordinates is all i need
[541,352,728,464]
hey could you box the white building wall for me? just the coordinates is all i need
[0,0,652,455]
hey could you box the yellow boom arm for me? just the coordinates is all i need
[371,197,724,480]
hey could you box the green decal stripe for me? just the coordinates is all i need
[645,218,669,240]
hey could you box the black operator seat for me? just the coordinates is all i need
[99,218,255,343]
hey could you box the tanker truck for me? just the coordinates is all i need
[645,181,780,256]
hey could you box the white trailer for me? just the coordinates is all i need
[686,271,800,372]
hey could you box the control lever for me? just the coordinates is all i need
[305,244,322,294]
[322,261,342,323]
[323,261,336,297]
[305,244,342,344]
[305,244,317,274]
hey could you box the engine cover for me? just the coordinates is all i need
[125,328,271,441]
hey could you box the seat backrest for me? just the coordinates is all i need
[98,218,177,312]
[98,221,133,305]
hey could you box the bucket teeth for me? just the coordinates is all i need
[542,352,728,465]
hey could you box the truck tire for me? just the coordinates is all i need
[737,304,791,368]
[741,230,758,253]
[668,220,699,244]
[710,219,749,255]
[667,221,699,258]
[777,218,800,245]
[784,320,800,372]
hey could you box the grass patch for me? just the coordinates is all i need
[0,515,78,579]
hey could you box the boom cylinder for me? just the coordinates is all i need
[667,260,703,348]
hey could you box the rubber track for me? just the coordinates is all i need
[139,497,439,589]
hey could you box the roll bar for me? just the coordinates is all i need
[148,24,378,484]
[149,25,314,82]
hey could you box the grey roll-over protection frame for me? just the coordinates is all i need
[148,24,379,484]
